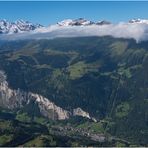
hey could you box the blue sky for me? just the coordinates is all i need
[0,1,148,25]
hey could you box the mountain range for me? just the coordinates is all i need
[0,18,148,35]
[0,18,148,147]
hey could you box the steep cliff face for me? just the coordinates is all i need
[0,70,95,121]
[31,93,70,120]
[0,71,28,109]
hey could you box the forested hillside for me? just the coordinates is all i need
[0,36,148,146]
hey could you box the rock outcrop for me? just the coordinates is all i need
[73,108,97,122]
[0,70,97,121]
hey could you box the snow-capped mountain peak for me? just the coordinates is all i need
[73,18,95,26]
[57,18,95,26]
[57,19,73,26]
[96,20,111,25]
[0,19,43,34]
[57,18,111,26]
[129,18,148,24]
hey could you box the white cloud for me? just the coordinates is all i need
[1,22,148,42]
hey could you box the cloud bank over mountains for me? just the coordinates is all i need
[0,19,148,42]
